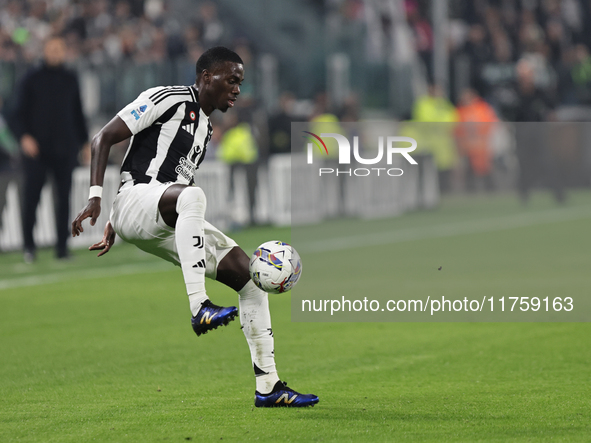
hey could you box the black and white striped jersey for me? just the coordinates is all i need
[117,85,212,186]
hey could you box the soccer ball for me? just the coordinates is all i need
[249,241,302,294]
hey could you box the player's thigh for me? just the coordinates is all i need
[110,183,179,263]
[134,221,239,273]
[125,220,240,275]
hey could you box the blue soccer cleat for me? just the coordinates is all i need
[255,381,319,407]
[191,300,238,336]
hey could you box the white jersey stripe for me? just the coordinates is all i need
[194,109,209,150]
[189,86,198,102]
[145,103,186,180]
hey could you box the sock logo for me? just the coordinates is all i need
[193,236,204,248]
[193,259,206,268]
[253,363,268,376]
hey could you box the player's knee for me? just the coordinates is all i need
[216,247,252,292]
[176,186,206,214]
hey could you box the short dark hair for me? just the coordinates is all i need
[195,46,243,77]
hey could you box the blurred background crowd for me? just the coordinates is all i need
[2,0,591,255]
[4,1,591,114]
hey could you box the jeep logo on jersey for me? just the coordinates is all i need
[188,145,202,164]
[303,132,418,177]
[175,145,203,183]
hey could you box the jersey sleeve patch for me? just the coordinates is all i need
[117,87,180,135]
[130,104,149,120]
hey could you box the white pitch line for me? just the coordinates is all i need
[2,207,589,290]
[298,206,591,254]
[0,261,175,291]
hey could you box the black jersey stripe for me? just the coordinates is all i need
[150,89,190,103]
[153,91,192,105]
[120,124,163,184]
[149,86,188,101]
[155,102,184,124]
[147,103,186,181]
[149,86,189,101]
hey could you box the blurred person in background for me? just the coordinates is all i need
[11,36,88,262]
[502,58,564,204]
[309,91,343,157]
[570,44,591,105]
[500,58,555,123]
[267,92,296,156]
[195,1,225,48]
[338,93,361,123]
[0,97,19,244]
[411,83,459,192]
[309,91,347,212]
[217,110,259,226]
[462,24,493,96]
[406,0,434,82]
[455,88,498,192]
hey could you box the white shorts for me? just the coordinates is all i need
[110,182,238,279]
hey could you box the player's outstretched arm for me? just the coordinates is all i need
[71,116,132,237]
[89,221,116,257]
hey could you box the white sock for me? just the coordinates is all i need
[188,293,209,316]
[175,187,209,316]
[239,280,280,394]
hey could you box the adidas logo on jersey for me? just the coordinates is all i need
[182,123,196,136]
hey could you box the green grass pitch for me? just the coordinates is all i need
[1,192,590,442]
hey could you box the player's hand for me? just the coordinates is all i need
[89,221,116,257]
[71,197,102,237]
[21,134,39,158]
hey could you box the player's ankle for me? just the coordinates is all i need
[189,292,209,316]
[256,371,280,394]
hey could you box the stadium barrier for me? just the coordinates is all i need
[0,155,439,252]
[289,153,439,224]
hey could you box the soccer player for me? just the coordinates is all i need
[71,46,318,408]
